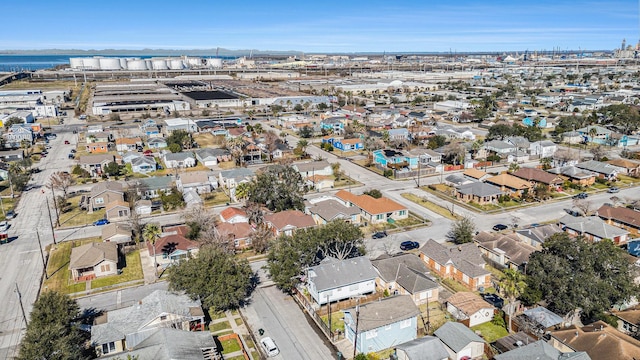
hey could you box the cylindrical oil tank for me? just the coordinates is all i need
[151,59,168,70]
[185,57,202,68]
[127,59,148,70]
[168,59,184,70]
[145,60,153,70]
[99,57,121,70]
[207,58,223,68]
[69,57,84,69]
[83,58,101,70]
[119,58,129,69]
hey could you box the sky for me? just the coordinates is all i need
[2,0,639,52]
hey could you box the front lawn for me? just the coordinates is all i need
[90,250,143,289]
[401,193,459,220]
[43,238,101,294]
[220,338,242,354]
[203,190,231,207]
[58,195,106,227]
[320,311,344,333]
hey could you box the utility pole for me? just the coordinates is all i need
[50,186,60,226]
[327,295,332,341]
[352,298,360,359]
[15,283,28,327]
[36,231,48,279]
[46,197,57,244]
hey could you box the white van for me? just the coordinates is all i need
[260,337,279,357]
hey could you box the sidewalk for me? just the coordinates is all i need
[139,248,157,284]
[209,310,257,360]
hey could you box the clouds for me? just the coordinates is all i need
[1,0,637,51]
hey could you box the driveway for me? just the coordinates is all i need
[242,261,336,360]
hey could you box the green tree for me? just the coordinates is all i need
[268,220,364,292]
[500,268,527,330]
[143,223,161,277]
[526,233,638,319]
[168,143,182,153]
[363,189,382,199]
[3,116,23,129]
[487,124,514,140]
[160,187,185,210]
[234,182,251,202]
[427,135,446,150]
[18,291,92,360]
[104,161,121,177]
[446,216,476,244]
[540,157,552,170]
[168,245,254,311]
[299,125,314,138]
[508,162,520,173]
[246,165,305,211]
[166,130,191,151]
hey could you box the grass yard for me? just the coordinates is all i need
[220,338,242,354]
[471,321,509,343]
[394,213,429,227]
[90,250,144,289]
[334,175,360,188]
[442,278,471,293]
[419,302,450,334]
[58,197,106,227]
[2,80,79,90]
[320,311,345,333]
[401,193,460,220]
[194,133,226,147]
[217,161,237,170]
[210,320,231,333]
[203,190,231,207]
[43,238,101,294]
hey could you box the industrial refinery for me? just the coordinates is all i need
[68,56,224,71]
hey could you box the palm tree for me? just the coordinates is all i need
[143,223,161,278]
[234,182,250,203]
[499,268,527,332]
[588,126,598,143]
[297,139,308,156]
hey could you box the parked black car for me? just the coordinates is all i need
[492,224,508,231]
[482,293,504,308]
[573,192,588,199]
[372,231,387,239]
[400,241,420,251]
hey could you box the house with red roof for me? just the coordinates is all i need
[147,231,199,268]
[215,222,253,249]
[335,190,408,225]
[219,207,249,224]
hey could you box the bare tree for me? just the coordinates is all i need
[249,224,274,254]
[48,171,74,200]
[128,208,145,244]
[573,199,594,216]
[246,202,265,225]
[590,145,607,161]
[183,206,216,240]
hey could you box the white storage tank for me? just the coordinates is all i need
[119,58,129,69]
[207,58,223,68]
[69,57,85,69]
[151,59,168,70]
[127,59,148,70]
[185,57,202,68]
[145,59,153,70]
[99,57,121,70]
[169,59,184,70]
[83,58,101,70]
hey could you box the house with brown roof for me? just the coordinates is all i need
[79,154,117,177]
[306,174,335,191]
[558,215,630,245]
[115,137,142,152]
[215,222,253,249]
[474,231,536,271]
[485,173,533,198]
[462,168,489,182]
[608,158,640,177]
[335,190,408,225]
[147,232,200,269]
[264,210,315,236]
[455,182,503,205]
[101,223,133,244]
[175,171,215,194]
[306,198,361,225]
[548,166,596,186]
[612,306,640,336]
[105,200,131,221]
[446,292,495,327]
[219,207,248,224]
[548,321,640,360]
[596,204,640,235]
[69,242,119,281]
[511,167,564,190]
[371,253,439,305]
[90,181,125,211]
[419,239,491,291]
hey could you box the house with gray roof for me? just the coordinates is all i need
[90,181,125,211]
[395,336,449,360]
[519,306,564,333]
[163,151,196,169]
[101,223,132,244]
[548,166,596,186]
[69,242,119,281]
[575,160,619,180]
[529,140,558,158]
[474,231,536,271]
[494,340,591,360]
[558,215,629,244]
[344,295,420,354]
[434,321,486,360]
[91,290,205,357]
[218,168,255,190]
[294,160,333,177]
[79,154,117,177]
[516,224,563,249]
[130,155,156,174]
[130,176,174,199]
[306,256,377,305]
[306,198,361,225]
[371,253,438,305]
[484,140,516,154]
[420,239,491,291]
[455,182,503,205]
[195,148,231,167]
[100,328,219,360]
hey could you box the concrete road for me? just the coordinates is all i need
[76,281,169,313]
[0,128,78,358]
[242,261,336,360]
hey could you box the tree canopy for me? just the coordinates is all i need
[18,291,92,360]
[168,245,254,311]
[525,233,638,319]
[166,130,192,151]
[446,216,476,244]
[246,165,306,212]
[487,123,543,142]
[267,220,365,292]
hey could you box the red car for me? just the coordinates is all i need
[64,140,70,144]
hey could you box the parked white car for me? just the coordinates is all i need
[260,337,279,357]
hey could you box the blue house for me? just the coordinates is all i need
[628,239,640,257]
[343,296,420,354]
[522,117,547,128]
[373,149,418,170]
[320,117,345,134]
[575,125,613,145]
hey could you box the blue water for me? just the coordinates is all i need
[0,54,238,71]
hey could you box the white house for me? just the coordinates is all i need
[529,140,557,158]
[163,152,196,169]
[446,292,495,327]
[306,256,377,305]
[434,322,486,360]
